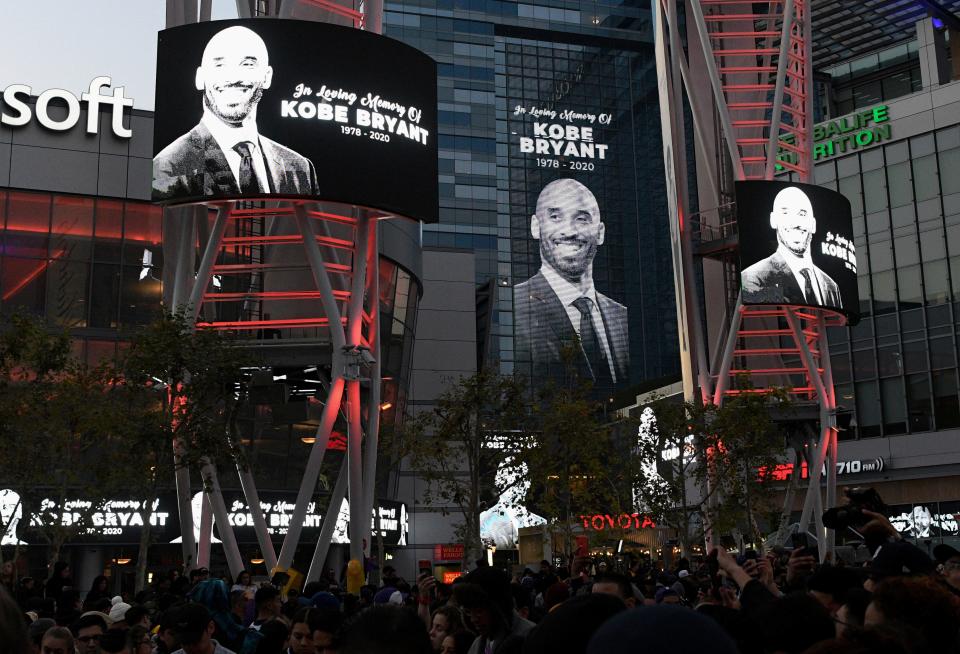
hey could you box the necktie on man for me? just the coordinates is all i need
[572,296,609,384]
[233,141,263,194]
[800,268,818,305]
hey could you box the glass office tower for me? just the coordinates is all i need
[382,1,680,390]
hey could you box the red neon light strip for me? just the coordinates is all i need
[703,13,779,20]
[710,31,780,38]
[714,48,779,56]
[2,250,66,301]
[727,368,822,375]
[733,348,819,356]
[212,262,352,274]
[724,387,815,395]
[737,328,818,337]
[201,290,350,302]
[199,317,344,330]
[307,210,358,225]
[722,84,776,92]
[198,315,371,331]
[728,102,774,109]
[219,234,354,250]
[721,66,778,74]
[303,0,363,20]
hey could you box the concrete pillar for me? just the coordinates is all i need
[917,18,950,89]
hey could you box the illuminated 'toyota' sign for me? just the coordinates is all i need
[1,77,134,138]
[580,513,656,531]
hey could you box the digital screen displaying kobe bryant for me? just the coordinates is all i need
[737,180,859,323]
[152,19,438,223]
[503,44,662,395]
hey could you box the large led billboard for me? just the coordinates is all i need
[737,180,858,323]
[505,43,674,395]
[152,18,438,223]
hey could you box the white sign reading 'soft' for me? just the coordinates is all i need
[1,77,134,138]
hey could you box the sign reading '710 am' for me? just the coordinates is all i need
[777,104,892,170]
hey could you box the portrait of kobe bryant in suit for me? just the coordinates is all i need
[741,186,842,310]
[153,25,319,201]
[513,179,628,387]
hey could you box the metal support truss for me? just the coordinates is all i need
[164,0,386,577]
[166,198,385,577]
[655,0,844,559]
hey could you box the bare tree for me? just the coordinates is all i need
[402,369,526,568]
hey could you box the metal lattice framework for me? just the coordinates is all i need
[164,0,385,581]
[654,0,844,557]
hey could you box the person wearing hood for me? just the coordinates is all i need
[453,567,534,654]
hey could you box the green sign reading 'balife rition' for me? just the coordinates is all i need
[777,105,891,170]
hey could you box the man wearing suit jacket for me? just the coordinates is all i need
[153,25,319,201]
[514,178,628,387]
[741,186,842,310]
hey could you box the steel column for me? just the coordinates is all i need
[655,0,699,402]
[198,492,213,567]
[345,212,370,562]
[200,461,246,578]
[764,0,795,179]
[786,308,832,559]
[711,295,743,404]
[360,220,381,551]
[685,0,745,177]
[189,207,230,320]
[237,465,278,571]
[307,457,350,582]
[819,314,838,559]
[362,0,383,33]
[294,205,346,351]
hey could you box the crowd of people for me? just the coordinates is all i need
[1,510,959,654]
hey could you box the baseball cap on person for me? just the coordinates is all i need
[172,602,214,644]
[373,586,400,605]
[869,540,935,579]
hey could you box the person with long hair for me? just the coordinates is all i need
[44,562,72,605]
[429,605,466,653]
[83,575,110,610]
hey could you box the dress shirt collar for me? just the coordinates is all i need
[202,109,261,153]
[776,243,815,276]
[777,243,822,303]
[539,262,597,308]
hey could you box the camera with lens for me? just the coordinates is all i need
[822,486,887,531]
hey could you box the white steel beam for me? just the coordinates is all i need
[765,0,795,179]
[307,457,349,582]
[190,206,230,320]
[655,0,697,402]
[360,219,381,552]
[198,491,213,567]
[200,461,246,578]
[346,212,370,563]
[685,0,745,178]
